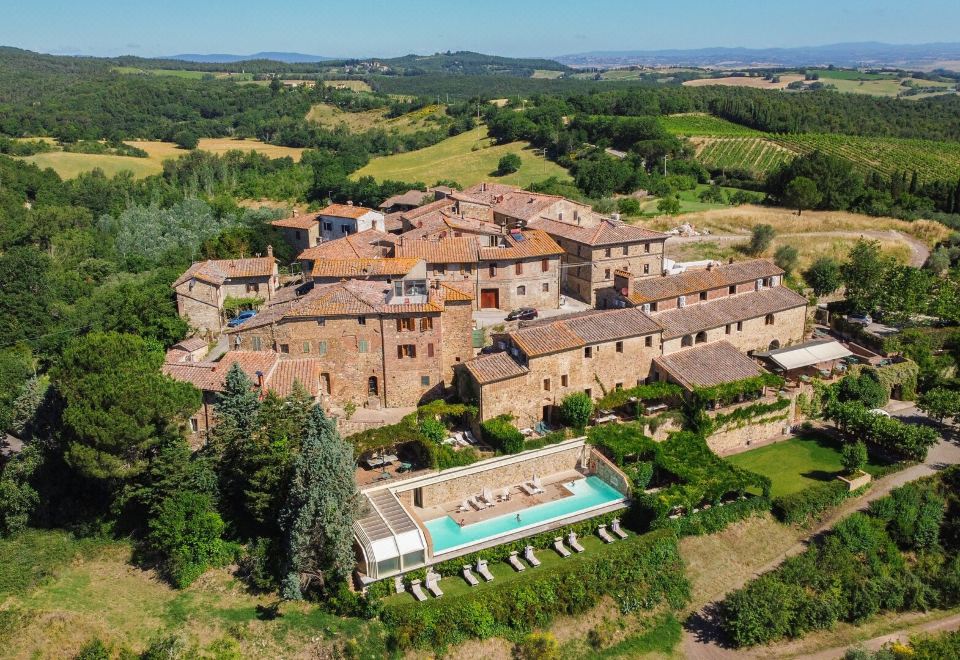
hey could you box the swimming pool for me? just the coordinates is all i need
[424,476,626,555]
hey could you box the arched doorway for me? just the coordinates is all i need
[769,339,781,351]
[681,335,693,347]
[695,331,707,344]
[368,376,379,396]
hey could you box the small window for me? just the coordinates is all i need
[323,221,332,231]
[700,291,708,301]
[622,246,628,255]
[765,314,775,326]
[737,321,743,332]
[420,317,433,331]
[729,285,736,295]
[604,268,611,279]
[644,243,651,253]
[397,344,416,359]
[318,340,328,355]
[616,341,624,353]
[435,264,445,275]
[643,264,649,275]
[584,388,592,398]
[650,301,658,312]
[489,263,497,277]
[303,342,310,353]
[358,339,369,353]
[188,278,195,291]
[561,374,569,387]
[252,336,262,351]
[542,282,549,292]
[280,344,290,354]
[190,418,199,433]
[615,382,623,390]
[397,318,415,332]
[541,258,549,272]
[427,343,434,358]
[644,336,652,348]
[584,346,593,358]
[604,248,611,258]
[681,335,693,348]
[246,283,260,293]
[358,316,366,325]
[317,318,325,326]
[725,324,732,335]
[517,285,526,296]
[543,378,551,392]
[421,375,431,387]
[515,262,523,275]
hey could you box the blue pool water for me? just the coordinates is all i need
[424,476,625,554]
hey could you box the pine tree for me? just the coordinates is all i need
[215,362,260,431]
[8,375,47,437]
[279,406,360,599]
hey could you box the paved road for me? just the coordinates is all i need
[680,406,960,659]
[667,229,930,268]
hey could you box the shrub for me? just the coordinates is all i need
[842,441,868,475]
[75,638,110,660]
[746,224,775,256]
[617,197,642,216]
[148,491,233,588]
[651,496,770,537]
[418,417,447,444]
[772,480,853,525]
[561,392,593,430]
[514,632,560,660]
[835,370,888,409]
[496,153,521,176]
[480,414,524,454]
[586,422,656,465]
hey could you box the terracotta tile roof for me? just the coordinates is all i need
[173,337,207,352]
[654,341,764,391]
[652,286,808,340]
[272,212,319,230]
[529,217,668,246]
[509,307,661,358]
[383,212,405,232]
[395,236,479,263]
[510,323,584,357]
[461,182,521,203]
[163,351,280,393]
[477,229,563,260]
[173,257,275,288]
[269,359,321,397]
[310,258,421,279]
[627,260,784,304]
[297,230,396,260]
[438,281,475,302]
[400,198,452,222]
[379,190,429,209]
[462,352,529,385]
[319,203,379,219]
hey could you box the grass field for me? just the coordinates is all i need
[660,113,762,137]
[351,126,572,188]
[20,139,305,179]
[306,102,447,134]
[323,79,373,92]
[532,69,564,79]
[682,74,805,90]
[725,435,892,497]
[637,184,764,215]
[112,67,252,81]
[0,530,385,658]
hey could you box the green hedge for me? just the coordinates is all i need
[380,529,690,651]
[650,496,770,537]
[481,414,525,454]
[586,422,656,464]
[596,381,683,411]
[709,398,790,433]
[771,480,860,525]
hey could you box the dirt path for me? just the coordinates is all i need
[667,229,930,267]
[801,612,960,660]
[680,409,960,659]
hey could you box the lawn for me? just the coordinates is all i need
[351,125,572,188]
[0,529,386,658]
[638,184,762,215]
[725,435,892,497]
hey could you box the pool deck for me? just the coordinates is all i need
[416,469,585,527]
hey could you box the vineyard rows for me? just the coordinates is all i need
[691,137,796,177]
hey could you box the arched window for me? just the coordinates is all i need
[769,339,781,350]
[765,314,775,326]
[368,376,379,396]
[695,331,707,344]
[517,285,526,295]
[681,335,693,347]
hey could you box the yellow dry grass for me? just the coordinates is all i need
[324,79,373,92]
[645,205,950,247]
[306,103,447,134]
[682,74,806,90]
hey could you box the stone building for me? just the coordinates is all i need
[308,258,424,285]
[173,254,279,335]
[226,277,474,409]
[271,210,321,252]
[527,217,669,305]
[457,265,808,426]
[296,229,397,275]
[162,350,321,445]
[597,258,786,313]
[318,203,386,241]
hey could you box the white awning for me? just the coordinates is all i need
[767,340,852,371]
[370,537,400,561]
[395,529,426,555]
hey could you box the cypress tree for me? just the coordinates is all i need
[215,362,260,431]
[279,406,360,599]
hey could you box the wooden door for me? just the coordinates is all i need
[480,288,499,309]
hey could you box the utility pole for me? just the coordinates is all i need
[663,155,669,177]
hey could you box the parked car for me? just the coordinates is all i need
[227,310,257,328]
[506,307,538,321]
[847,313,873,326]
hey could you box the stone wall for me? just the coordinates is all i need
[440,300,475,386]
[705,395,796,456]
[408,444,586,508]
[476,255,561,310]
[176,280,223,335]
[587,447,632,496]
[660,303,806,355]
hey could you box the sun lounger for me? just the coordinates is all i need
[425,572,443,598]
[463,565,479,586]
[519,482,537,496]
[524,545,541,567]
[458,500,470,513]
[567,532,585,553]
[468,496,484,511]
[476,559,495,582]
[481,487,496,506]
[554,537,571,558]
[464,430,478,445]
[508,551,526,572]
[410,579,428,602]
[394,576,406,593]
[611,518,628,540]
[597,524,615,544]
[499,487,510,502]
[531,475,545,494]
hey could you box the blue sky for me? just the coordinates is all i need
[2,0,958,58]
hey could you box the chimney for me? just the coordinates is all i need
[481,182,486,192]
[706,261,712,271]
[292,208,299,217]
[267,244,273,258]
[255,370,264,388]
[347,200,354,206]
